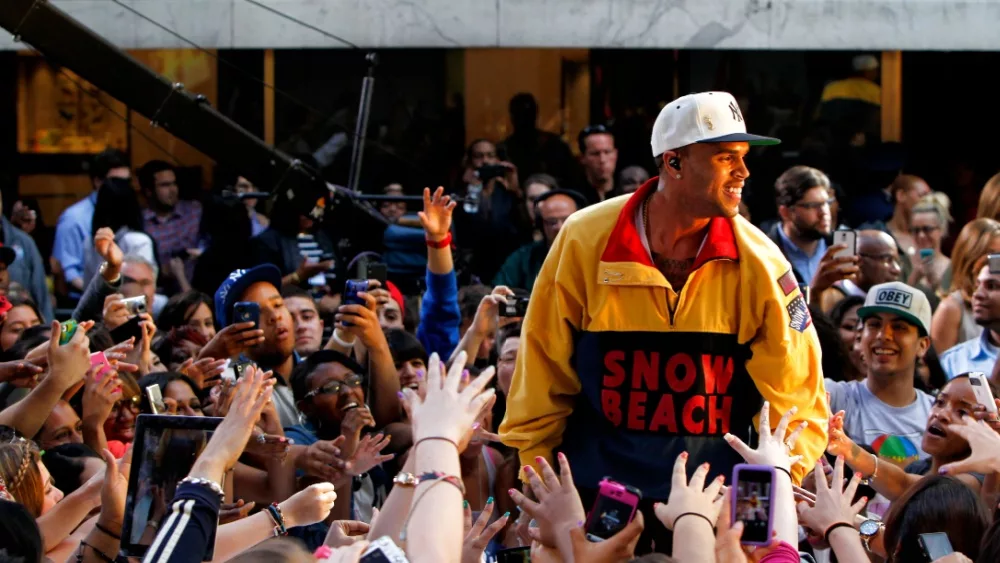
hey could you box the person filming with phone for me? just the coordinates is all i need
[500,91,829,552]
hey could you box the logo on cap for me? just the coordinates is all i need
[729,101,743,122]
[703,115,714,131]
[875,288,913,309]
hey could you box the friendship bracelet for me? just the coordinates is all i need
[94,522,121,540]
[775,466,792,481]
[414,436,459,450]
[265,502,288,536]
[824,522,856,544]
[673,512,715,530]
[426,233,453,249]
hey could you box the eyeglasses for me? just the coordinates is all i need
[859,253,901,266]
[793,199,835,211]
[304,374,364,400]
[909,226,940,236]
[114,395,140,416]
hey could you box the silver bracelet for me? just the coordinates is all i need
[179,476,225,499]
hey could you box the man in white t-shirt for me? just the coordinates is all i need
[826,281,934,467]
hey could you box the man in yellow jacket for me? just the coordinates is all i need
[500,91,829,544]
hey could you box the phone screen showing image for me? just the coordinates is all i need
[586,494,634,541]
[734,468,773,544]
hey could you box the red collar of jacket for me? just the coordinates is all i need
[600,177,739,270]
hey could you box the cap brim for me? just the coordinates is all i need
[857,305,929,336]
[698,133,781,146]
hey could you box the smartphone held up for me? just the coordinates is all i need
[585,478,641,542]
[731,464,776,546]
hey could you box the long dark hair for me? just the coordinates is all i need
[883,475,989,562]
[91,177,145,237]
[0,500,43,563]
[157,291,215,333]
[42,443,102,495]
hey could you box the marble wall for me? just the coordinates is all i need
[5,0,1000,51]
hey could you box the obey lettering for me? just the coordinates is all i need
[600,350,736,436]
[875,288,913,308]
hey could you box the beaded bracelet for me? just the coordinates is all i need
[179,476,225,499]
[265,502,288,536]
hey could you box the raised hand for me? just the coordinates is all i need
[418,186,456,242]
[97,448,128,532]
[296,436,351,482]
[810,244,859,302]
[507,453,586,548]
[279,482,339,528]
[94,227,124,270]
[198,321,265,361]
[471,286,513,337]
[461,499,509,563]
[335,292,385,349]
[402,351,496,445]
[178,357,227,390]
[46,319,92,393]
[346,433,394,477]
[0,360,44,388]
[826,410,855,459]
[653,452,726,530]
[324,520,371,549]
[724,401,804,472]
[939,416,1000,475]
[192,364,275,475]
[795,457,866,537]
[81,367,123,428]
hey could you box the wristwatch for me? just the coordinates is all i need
[858,518,884,552]
[99,261,121,284]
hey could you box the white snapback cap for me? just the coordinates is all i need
[857,281,932,336]
[650,91,780,156]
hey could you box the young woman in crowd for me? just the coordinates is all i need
[932,217,1000,351]
[907,192,953,295]
[154,290,218,368]
[0,296,42,352]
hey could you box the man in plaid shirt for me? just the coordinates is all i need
[139,160,203,291]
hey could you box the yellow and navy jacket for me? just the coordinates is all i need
[499,178,829,499]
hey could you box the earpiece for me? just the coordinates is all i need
[668,157,681,171]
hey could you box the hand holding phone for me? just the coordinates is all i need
[232,302,260,330]
[918,532,954,560]
[832,229,858,259]
[585,478,641,542]
[968,372,998,418]
[731,464,776,546]
[59,320,78,346]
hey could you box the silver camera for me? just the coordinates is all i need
[120,295,147,316]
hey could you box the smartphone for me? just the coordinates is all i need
[989,254,1000,274]
[145,384,165,415]
[59,320,78,345]
[367,263,388,286]
[344,279,369,306]
[89,352,111,382]
[731,464,776,546]
[495,547,530,563]
[232,301,260,329]
[919,248,934,261]
[833,229,857,259]
[499,296,530,318]
[360,535,409,563]
[120,295,147,316]
[476,163,508,183]
[109,315,143,344]
[968,372,998,416]
[584,478,641,542]
[232,359,255,379]
[798,283,811,304]
[918,532,954,560]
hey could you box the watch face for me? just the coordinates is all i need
[859,519,880,536]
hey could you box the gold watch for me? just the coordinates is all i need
[99,261,121,283]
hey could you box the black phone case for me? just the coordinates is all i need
[110,316,143,344]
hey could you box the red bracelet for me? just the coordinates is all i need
[426,233,452,248]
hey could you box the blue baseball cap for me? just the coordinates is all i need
[214,264,283,326]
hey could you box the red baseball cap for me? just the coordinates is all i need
[385,281,405,317]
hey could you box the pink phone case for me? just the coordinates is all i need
[584,478,641,541]
[731,464,777,547]
[90,352,110,381]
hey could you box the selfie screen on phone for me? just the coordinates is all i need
[735,469,772,544]
[587,494,633,540]
[122,417,219,557]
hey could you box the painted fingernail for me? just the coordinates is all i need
[503,511,510,518]
[534,456,543,463]
[472,422,481,430]
[680,452,688,459]
[279,437,287,443]
[487,496,494,505]
[939,467,948,474]
[557,452,567,462]
[463,500,469,508]
[860,496,868,504]
[462,369,470,382]
[396,391,405,399]
[508,488,517,496]
[577,520,585,527]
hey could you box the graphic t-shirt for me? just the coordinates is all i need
[826,379,932,466]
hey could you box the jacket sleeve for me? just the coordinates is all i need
[498,227,583,480]
[144,482,221,563]
[743,266,829,485]
[72,273,122,322]
[416,269,460,358]
[53,212,86,284]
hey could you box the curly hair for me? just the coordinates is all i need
[0,440,42,517]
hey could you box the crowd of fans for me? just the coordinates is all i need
[3,83,1000,563]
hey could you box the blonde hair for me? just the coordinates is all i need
[978,173,1000,221]
[948,218,1000,301]
[0,440,42,517]
[911,192,954,238]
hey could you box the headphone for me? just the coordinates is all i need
[668,157,681,171]
[534,189,589,231]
